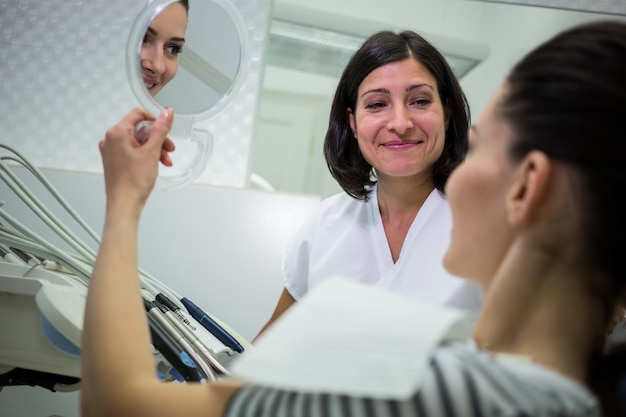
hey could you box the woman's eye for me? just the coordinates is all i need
[410,98,431,106]
[365,101,386,110]
[165,45,183,56]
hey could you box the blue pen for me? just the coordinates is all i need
[180,297,244,353]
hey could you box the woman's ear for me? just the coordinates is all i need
[506,151,551,226]
[348,108,357,139]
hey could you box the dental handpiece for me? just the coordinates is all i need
[155,300,230,376]
[145,300,217,381]
[156,293,196,330]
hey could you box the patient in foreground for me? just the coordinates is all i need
[81,20,626,417]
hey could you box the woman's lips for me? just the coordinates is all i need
[381,140,423,150]
[143,76,157,90]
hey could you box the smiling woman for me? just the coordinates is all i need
[140,1,188,97]
[255,30,483,340]
[129,0,247,118]
[348,58,447,183]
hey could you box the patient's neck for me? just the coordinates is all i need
[472,239,605,383]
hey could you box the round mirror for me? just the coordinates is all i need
[127,0,249,189]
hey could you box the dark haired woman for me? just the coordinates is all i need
[258,30,483,338]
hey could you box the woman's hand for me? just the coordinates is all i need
[98,108,175,217]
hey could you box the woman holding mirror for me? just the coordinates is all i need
[141,0,189,97]
[82,20,626,417]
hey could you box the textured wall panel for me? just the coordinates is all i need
[0,0,270,187]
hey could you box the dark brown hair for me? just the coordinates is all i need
[500,20,626,417]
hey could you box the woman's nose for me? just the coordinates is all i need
[141,44,165,75]
[387,105,414,135]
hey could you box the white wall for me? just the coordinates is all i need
[461,2,626,118]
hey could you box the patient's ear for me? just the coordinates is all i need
[506,151,551,225]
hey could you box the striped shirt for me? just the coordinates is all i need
[225,341,600,417]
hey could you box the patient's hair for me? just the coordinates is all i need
[498,20,626,416]
[501,20,626,303]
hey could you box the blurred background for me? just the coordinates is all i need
[1,0,624,197]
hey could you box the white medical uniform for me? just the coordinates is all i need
[282,184,483,319]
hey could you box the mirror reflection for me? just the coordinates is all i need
[140,0,243,115]
[126,0,249,189]
[141,0,188,98]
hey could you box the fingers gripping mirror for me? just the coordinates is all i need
[127,0,249,189]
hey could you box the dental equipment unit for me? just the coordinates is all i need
[0,144,247,392]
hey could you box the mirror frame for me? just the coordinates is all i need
[126,0,250,189]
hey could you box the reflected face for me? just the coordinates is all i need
[348,58,448,183]
[141,2,187,96]
[443,86,516,287]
